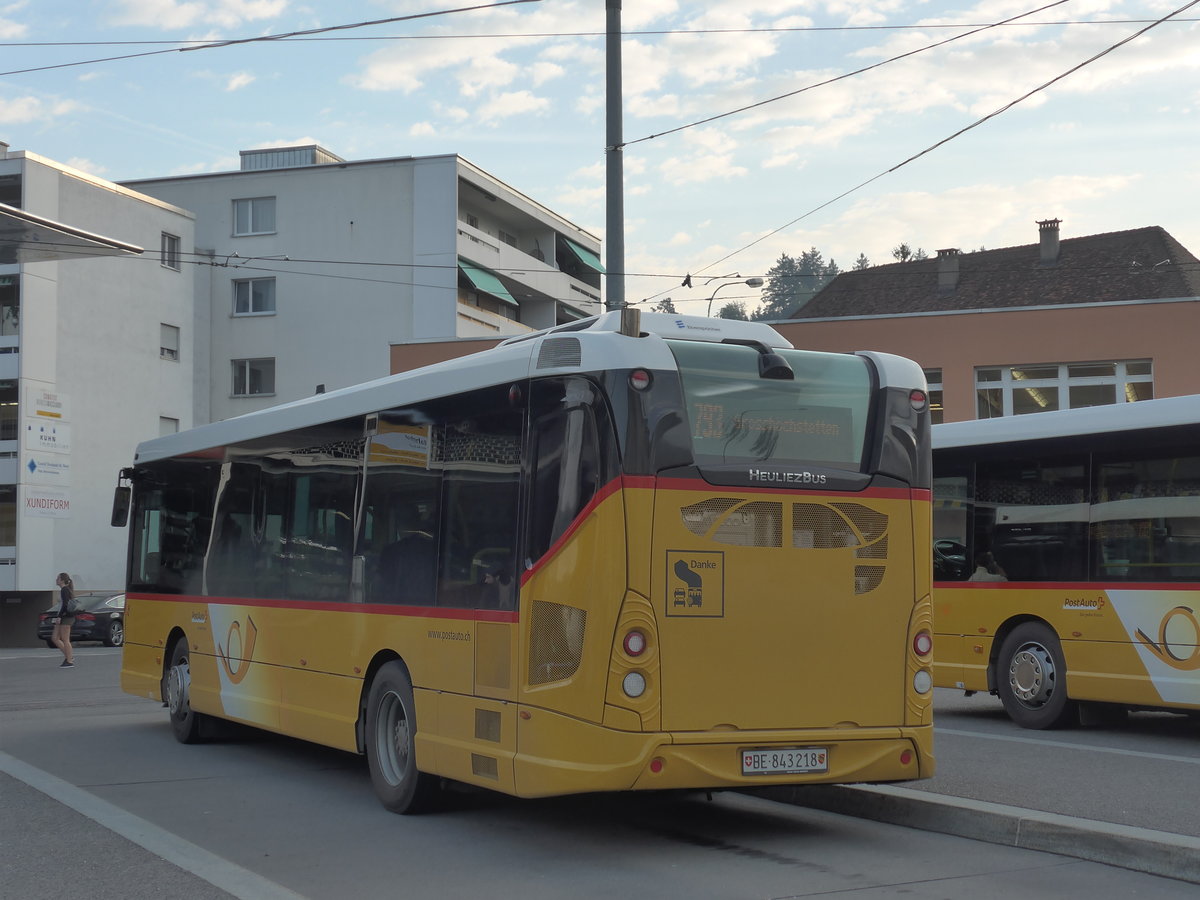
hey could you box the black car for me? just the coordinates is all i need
[37,591,125,648]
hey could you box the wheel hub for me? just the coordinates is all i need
[1009,643,1056,706]
[167,661,191,715]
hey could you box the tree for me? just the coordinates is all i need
[650,297,677,314]
[753,247,842,320]
[717,301,748,320]
[853,253,871,270]
[892,243,928,262]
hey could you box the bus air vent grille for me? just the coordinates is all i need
[528,600,587,685]
[856,536,888,559]
[537,337,582,369]
[792,504,861,549]
[711,501,781,547]
[855,566,886,593]
[681,499,743,537]
[832,503,888,542]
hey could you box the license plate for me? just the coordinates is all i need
[741,747,828,776]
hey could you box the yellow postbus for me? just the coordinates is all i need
[932,395,1200,728]
[114,310,934,812]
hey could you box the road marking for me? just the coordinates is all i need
[937,726,1200,765]
[0,750,307,900]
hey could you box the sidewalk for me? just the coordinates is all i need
[758,783,1200,885]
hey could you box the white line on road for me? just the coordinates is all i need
[0,750,307,900]
[937,727,1200,765]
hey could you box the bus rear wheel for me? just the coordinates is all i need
[996,622,1076,729]
[365,661,439,814]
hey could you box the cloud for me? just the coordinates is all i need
[409,122,436,137]
[0,95,78,124]
[225,72,255,91]
[476,90,550,123]
[64,157,107,176]
[109,0,286,30]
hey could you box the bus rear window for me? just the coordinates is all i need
[668,341,871,470]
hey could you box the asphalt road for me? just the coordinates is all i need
[3,647,1198,899]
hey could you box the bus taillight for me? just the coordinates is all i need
[910,389,928,411]
[623,630,647,657]
[913,631,933,657]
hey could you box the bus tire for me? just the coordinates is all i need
[166,639,209,744]
[996,622,1076,729]
[365,661,439,814]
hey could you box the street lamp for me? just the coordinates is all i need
[706,276,764,317]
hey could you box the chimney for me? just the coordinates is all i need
[937,248,960,292]
[1038,218,1061,266]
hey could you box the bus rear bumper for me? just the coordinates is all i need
[631,727,934,791]
[512,719,934,797]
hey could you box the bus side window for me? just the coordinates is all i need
[434,388,523,610]
[526,377,607,567]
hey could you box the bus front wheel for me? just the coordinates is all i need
[166,639,210,744]
[996,622,1076,729]
[365,661,439,814]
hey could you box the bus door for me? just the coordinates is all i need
[518,376,627,723]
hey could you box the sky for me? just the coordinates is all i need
[2,0,1198,316]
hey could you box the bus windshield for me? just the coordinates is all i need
[668,340,872,470]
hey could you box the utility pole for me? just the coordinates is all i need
[605,0,624,310]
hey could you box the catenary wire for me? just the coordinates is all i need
[0,0,540,78]
[4,18,1198,48]
[684,0,1200,283]
[618,0,1075,150]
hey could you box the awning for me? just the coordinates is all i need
[556,302,591,322]
[0,202,143,264]
[459,259,518,308]
[563,238,605,275]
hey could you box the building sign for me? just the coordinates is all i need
[25,454,71,486]
[25,487,71,518]
[26,387,70,421]
[25,420,71,455]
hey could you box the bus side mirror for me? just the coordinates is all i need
[111,486,131,527]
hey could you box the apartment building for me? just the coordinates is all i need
[124,146,604,421]
[0,146,196,642]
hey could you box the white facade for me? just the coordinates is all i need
[124,148,604,421]
[0,150,197,606]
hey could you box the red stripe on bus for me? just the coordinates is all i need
[519,475,628,586]
[125,592,519,623]
[933,581,1200,591]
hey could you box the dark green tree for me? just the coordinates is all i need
[853,252,871,270]
[892,243,928,262]
[717,301,749,320]
[753,248,842,320]
[650,297,677,314]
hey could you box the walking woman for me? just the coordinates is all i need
[52,572,76,668]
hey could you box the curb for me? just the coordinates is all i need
[756,783,1200,885]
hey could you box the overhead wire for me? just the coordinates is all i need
[0,0,540,78]
[4,18,1198,49]
[685,0,1200,282]
[618,0,1075,149]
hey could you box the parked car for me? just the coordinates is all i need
[37,591,125,648]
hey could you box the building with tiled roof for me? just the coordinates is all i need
[792,221,1200,318]
[772,220,1200,422]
